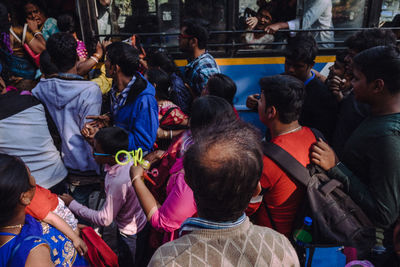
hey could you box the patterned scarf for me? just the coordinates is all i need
[111,76,136,117]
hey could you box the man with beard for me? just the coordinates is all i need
[179,20,220,97]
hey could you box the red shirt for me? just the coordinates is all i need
[250,127,316,237]
[26,185,59,220]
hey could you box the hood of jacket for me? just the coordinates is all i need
[33,77,99,109]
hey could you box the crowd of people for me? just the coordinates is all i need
[0,0,399,266]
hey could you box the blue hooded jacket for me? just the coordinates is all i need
[112,73,158,152]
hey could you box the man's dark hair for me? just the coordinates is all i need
[147,51,179,76]
[286,32,318,65]
[181,20,209,49]
[94,127,129,155]
[260,75,305,124]
[190,95,237,135]
[46,32,77,72]
[353,46,400,94]
[336,50,347,64]
[0,154,33,226]
[57,14,75,33]
[39,50,58,76]
[206,74,237,105]
[106,42,140,77]
[184,120,263,222]
[146,68,171,100]
[345,29,397,53]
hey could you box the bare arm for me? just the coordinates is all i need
[99,0,111,6]
[157,128,185,139]
[42,212,87,256]
[77,42,103,76]
[25,244,54,267]
[131,166,159,220]
[26,18,46,54]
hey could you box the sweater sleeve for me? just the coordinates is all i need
[150,172,196,233]
[69,181,127,227]
[126,95,159,151]
[328,135,400,228]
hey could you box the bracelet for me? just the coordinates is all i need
[90,56,99,64]
[93,53,101,59]
[34,31,42,38]
[170,130,172,139]
[131,175,142,184]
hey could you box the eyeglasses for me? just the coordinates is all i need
[179,33,194,39]
[93,152,113,157]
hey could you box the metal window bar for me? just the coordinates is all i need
[96,27,400,50]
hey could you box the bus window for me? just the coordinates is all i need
[332,0,367,40]
[108,0,229,51]
[380,0,400,26]
[182,0,228,50]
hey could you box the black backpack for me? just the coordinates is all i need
[261,131,376,256]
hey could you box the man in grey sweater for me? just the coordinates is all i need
[148,120,299,266]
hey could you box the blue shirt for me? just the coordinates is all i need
[184,52,220,96]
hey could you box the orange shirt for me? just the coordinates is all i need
[26,185,59,220]
[254,127,316,237]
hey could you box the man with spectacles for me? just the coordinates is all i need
[179,20,220,100]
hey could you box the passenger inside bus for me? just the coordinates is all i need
[244,3,275,49]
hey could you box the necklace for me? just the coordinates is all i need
[0,224,23,229]
[276,126,302,137]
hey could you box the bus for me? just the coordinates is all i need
[74,0,400,130]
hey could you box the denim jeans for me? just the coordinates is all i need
[117,223,150,267]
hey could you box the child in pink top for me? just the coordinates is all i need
[60,127,148,266]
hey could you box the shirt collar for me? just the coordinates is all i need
[112,75,137,97]
[304,70,316,86]
[104,163,120,175]
[187,52,208,66]
[179,213,246,237]
[57,73,84,80]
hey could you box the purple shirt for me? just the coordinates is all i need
[69,162,147,235]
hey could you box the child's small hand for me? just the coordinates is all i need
[72,237,88,256]
[59,194,74,206]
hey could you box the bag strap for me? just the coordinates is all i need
[9,24,27,44]
[9,27,21,43]
[159,106,178,125]
[22,24,27,44]
[261,128,324,187]
[262,141,311,186]
[262,196,277,230]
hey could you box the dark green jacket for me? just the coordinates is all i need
[328,113,400,232]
